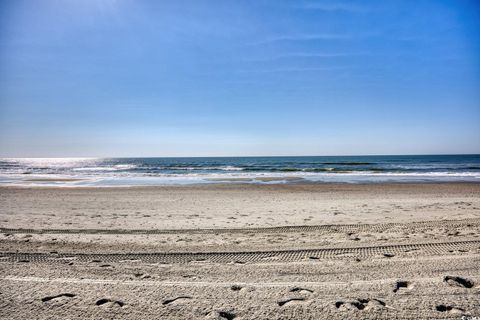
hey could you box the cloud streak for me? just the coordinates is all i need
[291,2,370,13]
[247,33,351,46]
[243,51,371,62]
[237,65,353,74]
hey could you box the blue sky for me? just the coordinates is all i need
[0,0,479,157]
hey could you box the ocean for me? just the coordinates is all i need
[0,155,479,186]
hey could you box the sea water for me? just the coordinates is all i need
[0,155,479,186]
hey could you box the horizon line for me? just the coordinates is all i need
[1,153,479,159]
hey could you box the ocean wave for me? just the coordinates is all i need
[303,168,361,172]
[221,166,244,171]
[321,162,375,165]
[2,169,480,187]
[241,167,384,173]
[67,170,480,178]
[158,166,244,171]
[72,164,140,172]
[72,167,119,171]
[0,172,480,187]
[114,164,138,169]
[310,171,480,177]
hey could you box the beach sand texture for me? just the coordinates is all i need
[1,183,479,319]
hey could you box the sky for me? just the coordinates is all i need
[0,0,479,157]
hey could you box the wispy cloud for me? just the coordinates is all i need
[243,51,371,62]
[291,2,369,13]
[247,33,351,46]
[237,66,353,74]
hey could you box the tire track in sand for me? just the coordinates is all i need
[1,218,479,235]
[1,239,479,264]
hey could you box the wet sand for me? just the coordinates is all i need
[1,183,479,319]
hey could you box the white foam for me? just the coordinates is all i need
[114,164,138,169]
[72,167,118,171]
[220,166,244,171]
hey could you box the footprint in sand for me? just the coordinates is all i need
[204,310,236,320]
[289,287,313,294]
[162,296,192,305]
[393,280,413,293]
[100,264,114,268]
[42,293,76,304]
[443,276,475,288]
[277,297,307,307]
[335,298,386,311]
[96,298,125,307]
[277,287,314,306]
[217,311,236,320]
[436,304,465,314]
[134,273,151,279]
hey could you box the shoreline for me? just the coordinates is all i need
[1,180,480,188]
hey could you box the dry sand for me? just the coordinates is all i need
[0,183,479,319]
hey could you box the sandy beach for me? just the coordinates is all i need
[0,183,479,319]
